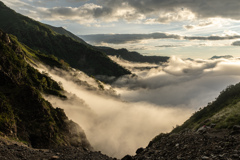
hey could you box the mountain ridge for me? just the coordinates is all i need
[46,24,169,64]
[0,1,130,78]
[45,24,87,44]
[95,46,169,64]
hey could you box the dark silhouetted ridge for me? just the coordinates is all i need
[96,46,169,64]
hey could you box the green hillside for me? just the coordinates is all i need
[132,82,240,160]
[0,1,130,78]
[171,82,240,133]
[0,29,91,149]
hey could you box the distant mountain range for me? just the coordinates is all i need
[210,55,233,60]
[46,24,170,64]
[95,46,169,64]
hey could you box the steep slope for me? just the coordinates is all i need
[46,27,169,64]
[122,82,240,160]
[96,46,169,64]
[46,23,168,64]
[45,24,87,44]
[0,30,91,150]
[171,83,240,133]
[0,1,130,77]
[127,128,240,160]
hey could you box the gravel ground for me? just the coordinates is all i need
[123,127,240,160]
[2,127,240,160]
[0,136,116,160]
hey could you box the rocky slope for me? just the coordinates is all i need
[123,127,240,160]
[122,81,240,160]
[172,83,240,133]
[0,136,114,160]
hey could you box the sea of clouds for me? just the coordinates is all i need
[37,56,240,158]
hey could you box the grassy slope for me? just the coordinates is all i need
[148,83,240,146]
[172,83,240,133]
[0,1,130,77]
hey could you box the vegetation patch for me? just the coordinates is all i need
[171,83,240,133]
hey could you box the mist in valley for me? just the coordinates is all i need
[37,56,240,158]
[112,56,240,109]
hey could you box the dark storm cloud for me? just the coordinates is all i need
[80,33,240,44]
[232,41,240,46]
[36,0,90,4]
[156,45,185,48]
[100,0,240,20]
[80,33,181,44]
[42,5,113,19]
[66,0,89,2]
[184,35,240,41]
[92,7,112,18]
[184,21,213,30]
[49,7,76,16]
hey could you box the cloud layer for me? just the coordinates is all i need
[35,56,240,158]
[80,32,240,44]
[38,65,191,158]
[3,0,240,25]
[112,56,240,108]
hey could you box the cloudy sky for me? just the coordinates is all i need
[3,0,240,58]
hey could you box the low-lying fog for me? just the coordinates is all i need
[111,56,240,109]
[37,56,240,158]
